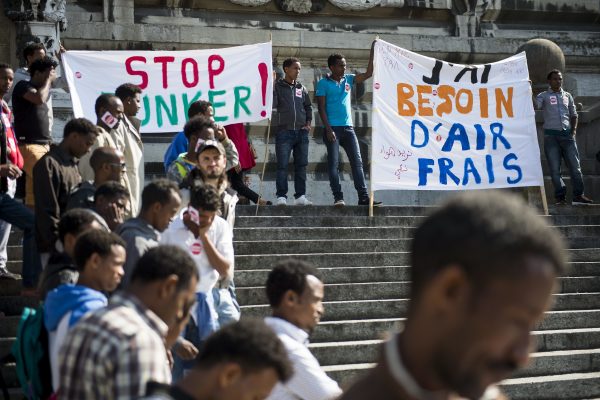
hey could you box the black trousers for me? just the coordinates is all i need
[227,169,260,204]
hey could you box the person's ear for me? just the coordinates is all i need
[424,265,470,315]
[282,289,300,308]
[87,252,101,271]
[218,363,242,389]
[158,274,179,300]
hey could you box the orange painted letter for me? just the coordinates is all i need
[417,85,433,116]
[436,85,455,117]
[495,87,514,118]
[397,83,416,116]
[479,88,489,118]
[456,89,473,114]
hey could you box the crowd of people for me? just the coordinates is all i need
[0,40,580,400]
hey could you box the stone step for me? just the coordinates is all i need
[233,214,600,228]
[233,224,600,241]
[323,349,600,388]
[309,329,600,366]
[235,226,414,241]
[234,205,600,218]
[236,277,600,305]
[234,249,600,271]
[240,293,600,321]
[236,205,439,217]
[235,263,600,287]
[308,310,600,343]
[501,371,600,400]
[233,238,600,255]
[233,238,413,255]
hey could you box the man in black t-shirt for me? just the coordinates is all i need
[12,56,58,208]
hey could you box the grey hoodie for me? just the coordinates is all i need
[116,217,160,287]
[273,78,313,131]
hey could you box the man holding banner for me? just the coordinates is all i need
[316,42,381,207]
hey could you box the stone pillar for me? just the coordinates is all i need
[103,0,134,23]
[2,0,66,65]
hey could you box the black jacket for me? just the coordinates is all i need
[273,78,312,131]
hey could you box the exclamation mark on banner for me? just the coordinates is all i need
[258,62,268,117]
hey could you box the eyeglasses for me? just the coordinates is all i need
[108,162,127,170]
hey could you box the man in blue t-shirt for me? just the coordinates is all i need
[316,42,381,206]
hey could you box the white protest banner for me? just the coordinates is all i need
[62,42,273,133]
[371,39,543,191]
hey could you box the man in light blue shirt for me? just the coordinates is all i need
[534,70,592,205]
[316,42,381,206]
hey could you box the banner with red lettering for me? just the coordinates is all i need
[62,42,273,133]
[371,39,543,190]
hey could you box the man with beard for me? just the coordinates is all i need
[340,191,566,400]
[265,259,342,400]
[187,140,240,326]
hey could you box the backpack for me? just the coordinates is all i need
[11,305,53,400]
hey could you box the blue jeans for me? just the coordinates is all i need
[276,129,309,199]
[323,126,368,201]
[0,193,41,287]
[544,134,585,198]
[212,286,240,326]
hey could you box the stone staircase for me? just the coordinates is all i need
[233,205,600,400]
[1,204,600,399]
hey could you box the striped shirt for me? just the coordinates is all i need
[58,292,171,400]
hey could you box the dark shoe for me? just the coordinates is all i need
[358,199,383,207]
[0,269,21,280]
[573,195,593,205]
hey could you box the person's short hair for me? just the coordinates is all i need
[94,181,130,203]
[327,54,345,68]
[189,183,221,212]
[22,42,45,61]
[183,116,214,141]
[410,191,566,301]
[130,245,199,291]
[195,318,293,382]
[63,118,98,138]
[58,208,107,243]
[547,69,562,80]
[95,93,118,115]
[187,100,212,119]
[90,147,120,172]
[73,229,125,271]
[266,259,322,308]
[28,56,58,76]
[115,83,142,101]
[282,57,300,71]
[141,179,180,211]
[0,63,11,71]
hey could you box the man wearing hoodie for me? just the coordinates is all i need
[273,58,313,206]
[117,179,182,287]
[44,229,126,392]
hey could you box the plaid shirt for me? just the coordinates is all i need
[58,292,171,400]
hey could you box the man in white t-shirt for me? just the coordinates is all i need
[44,229,126,392]
[265,259,342,400]
[161,183,234,377]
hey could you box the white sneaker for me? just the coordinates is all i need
[276,197,287,206]
[294,195,313,206]
[334,199,345,207]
